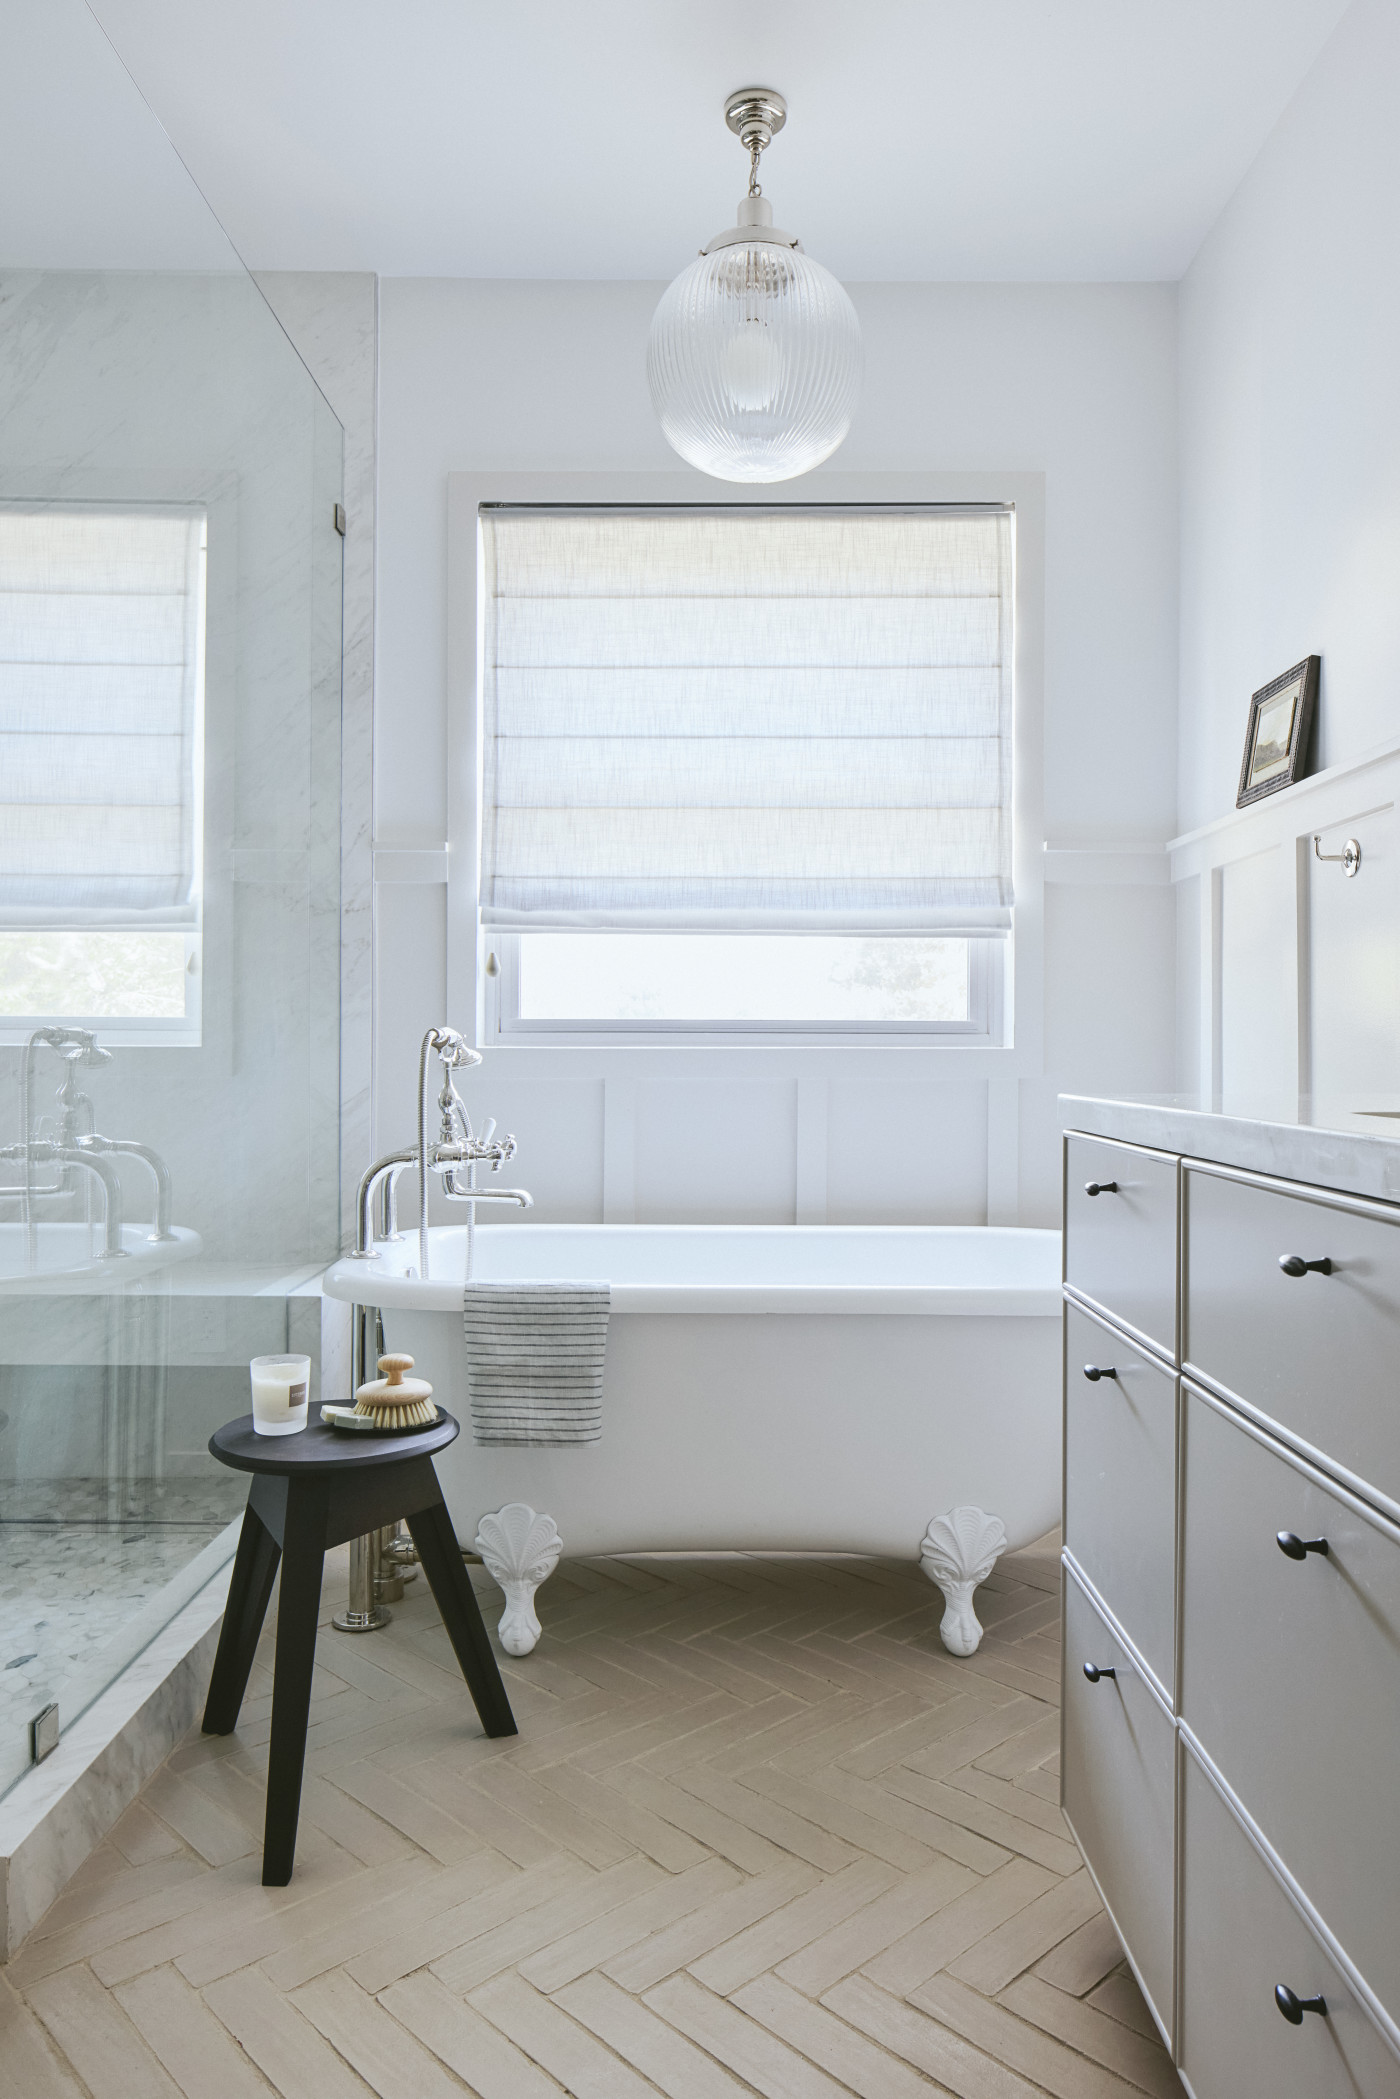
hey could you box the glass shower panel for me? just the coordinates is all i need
[0,2,343,1798]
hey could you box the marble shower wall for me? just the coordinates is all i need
[0,267,347,1267]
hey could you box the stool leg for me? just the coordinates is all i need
[262,1495,325,1886]
[406,1500,517,1739]
[203,1504,281,1735]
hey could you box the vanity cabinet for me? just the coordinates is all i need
[1062,1123,1400,2092]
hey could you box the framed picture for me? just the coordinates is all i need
[1236,656,1320,808]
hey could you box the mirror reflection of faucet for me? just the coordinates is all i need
[0,1027,178,1262]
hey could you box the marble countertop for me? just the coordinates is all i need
[1060,1092,1400,1205]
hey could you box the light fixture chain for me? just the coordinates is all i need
[748,139,763,197]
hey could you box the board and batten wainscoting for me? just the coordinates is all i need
[1170,730,1400,1110]
[1061,1092,1400,2097]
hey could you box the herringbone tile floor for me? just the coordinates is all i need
[1,1531,1184,2098]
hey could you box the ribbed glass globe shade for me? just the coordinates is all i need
[648,243,862,483]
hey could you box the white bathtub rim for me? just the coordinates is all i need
[322,1222,1061,1318]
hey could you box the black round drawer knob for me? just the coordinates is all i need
[1279,1254,1333,1277]
[1082,1662,1116,1683]
[1083,1181,1118,1197]
[1277,1530,1329,1561]
[1083,1365,1118,1383]
[1275,1984,1327,2025]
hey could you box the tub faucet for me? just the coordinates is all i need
[351,1027,531,1276]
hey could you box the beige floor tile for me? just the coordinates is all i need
[911,1972,1152,2099]
[644,1972,854,2099]
[27,1964,185,2099]
[379,1969,568,2097]
[203,1967,379,2099]
[469,1969,666,2099]
[775,1855,979,1996]
[604,1863,819,1993]
[555,1971,754,2097]
[0,1972,86,2098]
[945,1871,1103,1995]
[113,1964,276,2099]
[291,1969,471,2099]
[1032,1910,1126,1997]
[689,1858,898,1996]
[999,1975,1182,2096]
[862,1856,1057,1995]
[734,1971,949,2098]
[821,1974,1045,2099]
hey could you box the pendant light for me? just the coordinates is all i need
[647,88,861,484]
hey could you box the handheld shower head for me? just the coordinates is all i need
[428,1026,482,1071]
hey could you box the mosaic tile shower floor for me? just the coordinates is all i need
[0,1477,243,1765]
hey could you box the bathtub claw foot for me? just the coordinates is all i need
[920,1506,1008,1656]
[474,1505,563,1656]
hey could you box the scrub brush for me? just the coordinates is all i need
[352,1353,438,1428]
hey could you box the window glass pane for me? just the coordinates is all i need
[518,933,970,1024]
[0,928,187,1019]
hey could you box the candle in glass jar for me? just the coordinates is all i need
[250,1354,310,1436]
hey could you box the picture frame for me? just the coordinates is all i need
[1236,655,1320,808]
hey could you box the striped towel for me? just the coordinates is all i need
[462,1281,610,1445]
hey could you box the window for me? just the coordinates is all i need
[0,504,205,1045]
[477,504,1012,1041]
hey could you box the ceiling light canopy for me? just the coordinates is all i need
[647,88,862,484]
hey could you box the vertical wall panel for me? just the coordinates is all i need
[1219,846,1296,1099]
[1308,804,1400,1100]
[633,1079,797,1223]
[826,1081,988,1224]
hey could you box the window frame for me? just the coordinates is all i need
[484,929,1005,1048]
[444,469,1045,1078]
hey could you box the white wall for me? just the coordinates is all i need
[1176,0,1400,1101]
[1180,0,1400,833]
[374,278,1180,1226]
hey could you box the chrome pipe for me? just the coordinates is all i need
[82,1136,175,1240]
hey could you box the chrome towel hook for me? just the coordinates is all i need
[1313,833,1361,877]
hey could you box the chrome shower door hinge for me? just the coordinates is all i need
[31,1701,59,1762]
[333,503,347,536]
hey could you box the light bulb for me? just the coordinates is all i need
[720,319,782,412]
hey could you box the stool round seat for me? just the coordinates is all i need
[210,1411,460,1474]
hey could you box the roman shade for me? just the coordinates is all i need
[0,504,205,924]
[478,504,1014,931]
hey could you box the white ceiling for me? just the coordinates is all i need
[86,0,1351,282]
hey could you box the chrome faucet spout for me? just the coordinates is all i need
[34,1143,127,1257]
[81,1135,174,1240]
[354,1149,416,1257]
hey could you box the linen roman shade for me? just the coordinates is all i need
[478,505,1014,932]
[0,504,205,924]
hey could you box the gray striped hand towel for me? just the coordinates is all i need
[462,1281,610,1445]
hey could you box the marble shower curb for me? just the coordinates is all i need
[0,1561,233,1959]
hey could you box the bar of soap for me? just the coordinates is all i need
[321,1404,381,1433]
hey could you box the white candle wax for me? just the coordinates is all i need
[250,1354,311,1436]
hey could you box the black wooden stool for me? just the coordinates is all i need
[203,1409,516,1884]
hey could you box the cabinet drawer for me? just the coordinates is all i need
[1064,1135,1177,1358]
[1184,1164,1400,1514]
[1180,1743,1397,2098]
[1062,1570,1174,2041]
[1064,1301,1177,1697]
[1181,1386,1400,2021]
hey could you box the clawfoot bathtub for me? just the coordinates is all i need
[321,1223,1061,1655]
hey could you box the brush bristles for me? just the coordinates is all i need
[350,1397,437,1428]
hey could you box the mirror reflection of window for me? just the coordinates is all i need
[0,503,205,1044]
